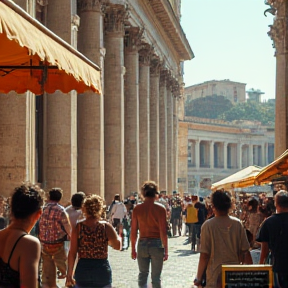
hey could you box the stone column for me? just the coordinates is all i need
[166,79,173,194]
[104,5,127,202]
[261,143,266,166]
[77,0,105,197]
[124,28,142,196]
[0,93,36,197]
[210,141,214,169]
[249,144,254,166]
[173,97,178,191]
[195,140,200,169]
[139,45,152,185]
[177,122,188,194]
[265,143,269,165]
[224,142,228,169]
[267,1,288,157]
[159,70,168,192]
[149,59,161,184]
[43,0,78,203]
[238,143,242,169]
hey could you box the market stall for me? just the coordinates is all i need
[255,149,288,185]
[211,165,262,192]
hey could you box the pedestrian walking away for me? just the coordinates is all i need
[39,188,71,288]
[194,190,252,288]
[66,194,121,288]
[257,190,288,288]
[131,181,168,288]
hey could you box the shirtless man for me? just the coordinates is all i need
[131,181,168,288]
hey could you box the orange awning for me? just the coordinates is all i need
[0,0,102,95]
[254,149,288,185]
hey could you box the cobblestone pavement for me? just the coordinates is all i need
[58,235,200,288]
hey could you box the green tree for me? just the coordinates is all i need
[185,95,233,119]
[219,101,275,125]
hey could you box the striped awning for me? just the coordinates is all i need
[0,0,102,95]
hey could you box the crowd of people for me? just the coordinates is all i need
[0,182,288,288]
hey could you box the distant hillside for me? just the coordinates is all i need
[185,95,275,126]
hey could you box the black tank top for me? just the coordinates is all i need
[0,234,27,288]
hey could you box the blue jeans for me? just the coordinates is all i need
[75,258,112,288]
[137,238,164,288]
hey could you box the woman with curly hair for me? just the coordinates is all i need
[66,194,121,288]
[0,184,44,288]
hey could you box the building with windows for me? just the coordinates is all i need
[185,79,246,105]
[178,116,275,195]
[0,0,193,202]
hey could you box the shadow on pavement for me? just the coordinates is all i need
[173,249,198,257]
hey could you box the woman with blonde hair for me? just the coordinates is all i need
[66,194,121,288]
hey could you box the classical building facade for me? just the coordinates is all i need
[0,0,193,202]
[178,116,275,195]
[185,79,246,105]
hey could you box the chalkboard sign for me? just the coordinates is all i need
[222,265,273,288]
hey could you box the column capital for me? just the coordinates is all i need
[104,4,129,36]
[160,69,169,86]
[124,27,144,52]
[265,0,288,55]
[150,57,161,76]
[139,43,154,66]
[171,79,182,98]
[77,0,105,13]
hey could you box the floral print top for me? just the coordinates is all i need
[77,221,108,259]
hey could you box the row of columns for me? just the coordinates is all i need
[2,0,181,203]
[188,140,274,170]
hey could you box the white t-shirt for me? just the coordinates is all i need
[111,202,127,221]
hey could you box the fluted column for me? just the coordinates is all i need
[124,28,142,196]
[173,97,178,191]
[104,5,127,202]
[139,45,152,185]
[159,70,168,191]
[267,1,288,157]
[149,59,161,184]
[44,0,78,203]
[77,0,105,197]
[166,79,173,194]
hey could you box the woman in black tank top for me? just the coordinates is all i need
[0,184,44,288]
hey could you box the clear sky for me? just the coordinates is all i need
[180,0,276,100]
